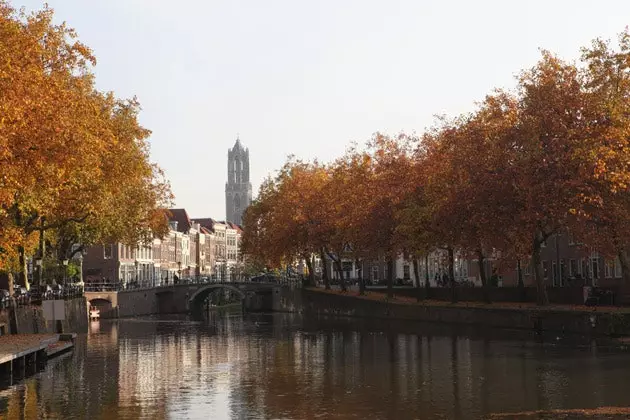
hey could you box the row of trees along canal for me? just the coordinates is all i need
[0,3,172,291]
[242,31,630,306]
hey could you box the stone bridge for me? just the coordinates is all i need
[85,282,283,317]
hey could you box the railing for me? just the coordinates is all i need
[2,284,85,309]
[83,275,304,293]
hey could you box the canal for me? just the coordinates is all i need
[1,313,630,419]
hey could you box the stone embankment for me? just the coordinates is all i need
[272,288,630,337]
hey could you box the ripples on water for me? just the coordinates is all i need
[1,313,630,419]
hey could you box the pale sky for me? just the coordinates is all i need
[16,0,630,219]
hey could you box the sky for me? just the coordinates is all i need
[15,0,630,219]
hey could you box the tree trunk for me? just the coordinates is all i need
[304,256,315,287]
[7,272,14,296]
[517,259,526,302]
[532,231,549,306]
[357,258,365,295]
[477,249,490,303]
[18,245,29,290]
[424,254,431,299]
[612,234,630,289]
[335,260,346,292]
[386,256,394,300]
[618,248,630,287]
[320,249,330,290]
[448,247,457,303]
[412,257,422,301]
[37,217,46,287]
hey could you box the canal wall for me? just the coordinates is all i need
[102,285,278,318]
[2,298,88,335]
[366,286,589,305]
[273,288,630,337]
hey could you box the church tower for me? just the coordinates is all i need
[225,137,252,225]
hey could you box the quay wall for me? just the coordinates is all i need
[273,288,630,337]
[2,298,88,335]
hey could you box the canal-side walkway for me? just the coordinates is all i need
[302,288,630,336]
[314,288,630,313]
[0,333,76,380]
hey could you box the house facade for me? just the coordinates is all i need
[82,209,244,288]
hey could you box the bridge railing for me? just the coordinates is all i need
[84,275,304,293]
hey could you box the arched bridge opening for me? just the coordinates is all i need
[188,284,247,313]
[88,298,113,312]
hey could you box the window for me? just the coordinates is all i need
[581,259,588,277]
[605,260,614,278]
[524,262,531,276]
[104,244,113,259]
[461,260,468,278]
[372,265,379,281]
[569,259,577,277]
[403,265,410,280]
[615,257,623,278]
[542,261,549,279]
[591,257,599,279]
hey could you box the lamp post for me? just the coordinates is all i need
[35,258,42,288]
[62,259,68,285]
[177,261,182,283]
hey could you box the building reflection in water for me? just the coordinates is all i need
[0,313,629,419]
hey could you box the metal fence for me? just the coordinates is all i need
[83,275,304,293]
[1,283,85,309]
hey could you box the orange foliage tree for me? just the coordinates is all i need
[242,32,630,307]
[0,3,171,290]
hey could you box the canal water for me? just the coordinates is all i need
[1,313,630,419]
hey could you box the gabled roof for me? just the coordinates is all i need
[199,226,213,235]
[226,222,244,233]
[193,218,217,233]
[168,208,192,233]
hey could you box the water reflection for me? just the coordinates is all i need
[0,313,630,419]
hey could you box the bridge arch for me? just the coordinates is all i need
[88,298,113,312]
[187,284,246,312]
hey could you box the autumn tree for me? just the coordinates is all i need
[242,160,331,286]
[0,3,171,289]
[576,30,630,287]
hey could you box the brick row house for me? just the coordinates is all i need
[320,232,626,290]
[82,208,244,288]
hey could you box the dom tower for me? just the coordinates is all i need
[225,137,252,225]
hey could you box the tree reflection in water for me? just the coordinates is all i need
[0,314,629,419]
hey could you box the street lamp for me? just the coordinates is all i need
[34,258,42,288]
[177,261,182,283]
[62,259,68,285]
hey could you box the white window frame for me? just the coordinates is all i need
[591,256,600,280]
[605,260,613,278]
[104,244,113,260]
[403,265,410,280]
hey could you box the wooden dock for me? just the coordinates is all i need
[0,333,76,382]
